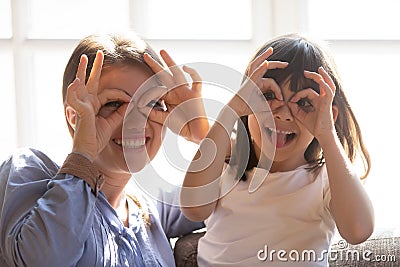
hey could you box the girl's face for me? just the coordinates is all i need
[248,81,314,172]
[94,64,164,176]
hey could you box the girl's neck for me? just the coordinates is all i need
[254,141,307,173]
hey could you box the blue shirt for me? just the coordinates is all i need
[0,148,203,267]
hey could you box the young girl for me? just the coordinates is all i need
[181,34,374,266]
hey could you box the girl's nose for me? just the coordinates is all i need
[273,104,293,122]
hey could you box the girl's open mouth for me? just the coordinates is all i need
[265,127,296,148]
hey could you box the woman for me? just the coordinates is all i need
[0,32,208,267]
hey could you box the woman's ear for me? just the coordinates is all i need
[332,105,339,123]
[65,106,77,131]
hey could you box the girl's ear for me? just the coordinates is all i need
[65,106,77,131]
[332,105,339,123]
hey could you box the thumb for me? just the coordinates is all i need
[106,103,129,131]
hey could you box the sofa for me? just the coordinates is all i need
[173,228,400,266]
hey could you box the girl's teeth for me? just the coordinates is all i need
[268,128,294,135]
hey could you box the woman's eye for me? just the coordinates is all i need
[98,100,124,117]
[296,98,314,112]
[263,91,276,101]
[146,99,167,111]
[104,101,124,108]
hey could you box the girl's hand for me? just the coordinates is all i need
[65,51,130,161]
[288,67,338,143]
[144,50,209,143]
[228,47,288,117]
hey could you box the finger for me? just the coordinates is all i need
[287,101,307,120]
[97,89,132,106]
[266,61,289,70]
[144,53,174,88]
[259,78,283,101]
[290,88,320,103]
[144,53,164,73]
[248,47,273,75]
[105,103,129,131]
[160,50,187,86]
[87,50,104,94]
[239,60,269,102]
[137,86,168,109]
[183,65,202,93]
[304,70,331,98]
[148,108,169,126]
[249,60,269,82]
[65,77,82,106]
[318,67,336,94]
[76,55,88,82]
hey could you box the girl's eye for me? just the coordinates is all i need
[146,99,167,111]
[263,91,276,101]
[296,98,314,112]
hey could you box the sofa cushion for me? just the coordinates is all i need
[174,229,399,266]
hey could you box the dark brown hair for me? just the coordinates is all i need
[233,33,370,180]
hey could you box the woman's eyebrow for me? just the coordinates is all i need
[103,88,133,98]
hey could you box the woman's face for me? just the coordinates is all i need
[94,64,165,176]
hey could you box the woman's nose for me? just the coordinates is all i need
[125,108,147,129]
[273,104,293,122]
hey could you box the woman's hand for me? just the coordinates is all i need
[228,47,288,117]
[288,67,338,144]
[144,50,209,144]
[65,51,130,161]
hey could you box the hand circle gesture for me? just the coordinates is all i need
[65,51,130,161]
[288,67,338,142]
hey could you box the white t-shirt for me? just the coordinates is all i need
[198,164,335,267]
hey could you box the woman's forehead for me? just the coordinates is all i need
[99,64,154,96]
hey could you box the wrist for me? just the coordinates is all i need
[72,146,95,162]
[216,105,240,132]
[316,129,339,149]
[58,152,104,196]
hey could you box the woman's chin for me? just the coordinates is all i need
[123,152,150,173]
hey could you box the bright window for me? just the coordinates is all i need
[306,0,400,228]
[0,52,16,162]
[0,0,12,38]
[308,0,400,40]
[1,0,399,229]
[134,0,252,40]
[27,0,130,39]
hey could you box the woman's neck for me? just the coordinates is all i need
[98,171,131,209]
[99,173,131,227]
